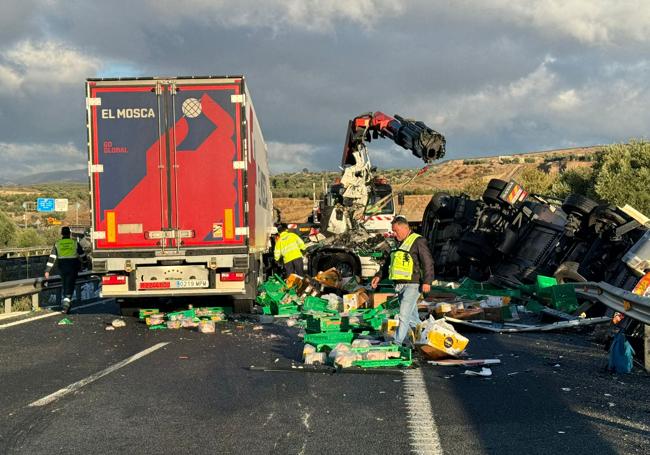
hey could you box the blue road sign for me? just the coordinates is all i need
[36,198,55,212]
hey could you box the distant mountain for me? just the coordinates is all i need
[0,168,87,185]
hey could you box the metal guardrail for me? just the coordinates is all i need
[573,281,650,325]
[0,246,51,258]
[0,271,100,314]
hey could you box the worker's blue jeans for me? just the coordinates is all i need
[394,283,421,345]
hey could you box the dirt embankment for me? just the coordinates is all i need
[274,195,432,223]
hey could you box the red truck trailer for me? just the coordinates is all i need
[85,76,274,312]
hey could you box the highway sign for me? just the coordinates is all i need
[36,198,55,212]
[54,198,69,212]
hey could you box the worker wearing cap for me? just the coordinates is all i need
[371,215,434,346]
[274,224,306,277]
[44,226,86,314]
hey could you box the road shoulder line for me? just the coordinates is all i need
[29,342,170,407]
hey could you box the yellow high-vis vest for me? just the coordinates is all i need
[56,238,79,259]
[274,231,305,263]
[388,233,421,281]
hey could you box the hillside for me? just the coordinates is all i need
[273,146,603,222]
[271,146,602,198]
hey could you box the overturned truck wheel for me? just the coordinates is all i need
[482,179,508,205]
[311,251,360,278]
[561,193,598,217]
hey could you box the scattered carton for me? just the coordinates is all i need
[417,316,469,359]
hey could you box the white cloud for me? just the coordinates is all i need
[267,141,329,173]
[410,56,650,155]
[446,0,650,46]
[0,142,84,180]
[147,0,403,33]
[0,40,101,94]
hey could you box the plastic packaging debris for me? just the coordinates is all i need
[463,367,492,377]
[304,352,327,365]
[111,319,126,328]
[303,344,316,358]
[146,313,165,326]
[607,332,635,374]
[166,320,182,329]
[105,325,115,331]
[57,318,73,325]
[351,339,372,349]
[328,343,351,360]
[198,320,216,334]
[334,352,361,368]
[182,318,199,328]
[322,293,343,311]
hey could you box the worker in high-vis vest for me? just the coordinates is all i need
[371,215,434,346]
[44,226,86,314]
[274,224,306,277]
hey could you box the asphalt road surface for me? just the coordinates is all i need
[0,300,648,454]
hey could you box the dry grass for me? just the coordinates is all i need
[274,195,433,223]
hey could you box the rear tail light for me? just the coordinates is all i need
[102,275,127,285]
[220,272,245,281]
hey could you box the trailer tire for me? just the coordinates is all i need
[233,298,254,314]
[487,179,509,192]
[562,193,598,217]
[118,299,139,317]
[482,188,503,205]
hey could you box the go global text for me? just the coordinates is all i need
[101,108,156,119]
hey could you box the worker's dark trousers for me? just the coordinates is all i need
[284,257,304,277]
[58,259,81,300]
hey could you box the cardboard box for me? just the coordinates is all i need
[369,292,396,308]
[483,305,512,322]
[343,289,369,312]
[381,318,399,340]
[417,317,469,359]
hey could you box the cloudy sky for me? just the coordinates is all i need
[0,0,649,179]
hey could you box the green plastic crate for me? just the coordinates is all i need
[167,309,196,321]
[542,284,579,313]
[302,296,334,313]
[304,331,355,350]
[138,309,159,320]
[351,345,412,368]
[271,302,300,316]
[455,278,522,299]
[305,315,350,333]
[536,275,558,289]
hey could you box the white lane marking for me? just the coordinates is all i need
[0,311,60,330]
[403,369,443,455]
[29,342,169,407]
[0,300,113,330]
[0,311,30,321]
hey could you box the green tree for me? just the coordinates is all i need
[0,210,18,247]
[592,140,650,215]
[550,168,595,199]
[461,178,487,198]
[16,228,46,247]
[517,168,557,195]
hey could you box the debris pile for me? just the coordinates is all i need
[140,307,229,332]
[256,270,472,369]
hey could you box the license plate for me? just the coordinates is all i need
[174,279,209,289]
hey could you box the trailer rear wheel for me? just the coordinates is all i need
[118,299,139,317]
[233,298,254,314]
